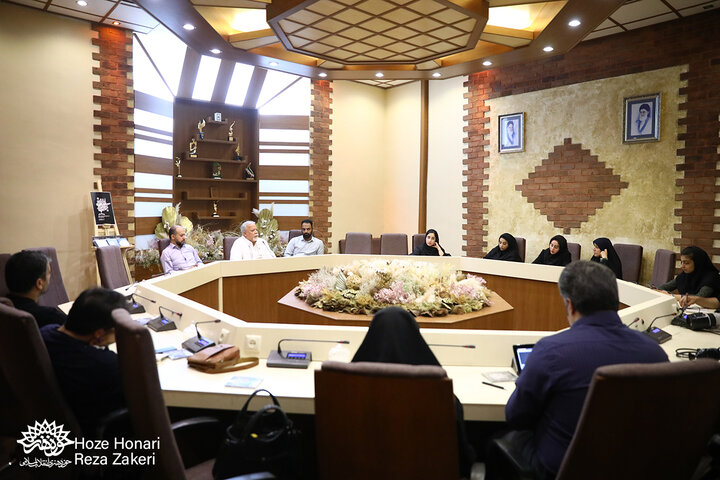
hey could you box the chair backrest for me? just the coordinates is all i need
[556,360,720,480]
[0,253,11,298]
[113,308,187,480]
[614,243,643,283]
[158,238,171,255]
[380,233,408,255]
[567,242,581,262]
[223,236,239,260]
[95,246,130,289]
[412,233,425,252]
[0,302,82,447]
[314,361,459,480]
[27,247,69,307]
[651,249,677,287]
[288,229,302,241]
[344,233,372,254]
[515,237,526,262]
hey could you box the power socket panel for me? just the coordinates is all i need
[244,334,261,353]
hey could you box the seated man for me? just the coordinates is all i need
[489,260,668,479]
[229,220,276,260]
[5,250,67,327]
[160,225,203,273]
[41,287,127,437]
[284,218,324,257]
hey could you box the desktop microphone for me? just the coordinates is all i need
[644,313,677,344]
[267,338,350,369]
[125,292,158,315]
[146,305,182,332]
[182,319,221,353]
[428,343,476,349]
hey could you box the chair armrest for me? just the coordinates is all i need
[226,473,277,480]
[171,416,225,468]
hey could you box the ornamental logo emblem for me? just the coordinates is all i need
[96,197,109,213]
[18,420,74,457]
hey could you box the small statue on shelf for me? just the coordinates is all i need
[174,156,182,177]
[197,119,206,140]
[233,142,242,161]
[228,121,235,142]
[189,138,198,158]
[212,161,222,179]
[212,201,220,217]
[244,162,255,180]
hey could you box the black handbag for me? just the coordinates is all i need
[213,389,302,480]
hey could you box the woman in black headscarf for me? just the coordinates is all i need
[352,307,475,477]
[411,229,451,256]
[659,246,719,298]
[532,235,572,267]
[484,233,522,262]
[590,237,623,279]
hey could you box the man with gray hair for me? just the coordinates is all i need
[229,220,276,260]
[488,260,667,479]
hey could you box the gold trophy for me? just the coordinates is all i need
[244,162,255,180]
[233,142,242,161]
[228,121,235,142]
[212,201,220,217]
[197,119,206,140]
[174,156,182,177]
[212,161,222,179]
[189,138,198,158]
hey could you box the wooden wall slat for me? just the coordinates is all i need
[137,216,161,234]
[259,115,309,130]
[257,165,309,180]
[136,155,172,175]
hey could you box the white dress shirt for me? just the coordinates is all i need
[229,236,276,260]
[284,236,324,256]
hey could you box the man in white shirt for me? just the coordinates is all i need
[229,220,276,260]
[284,219,324,257]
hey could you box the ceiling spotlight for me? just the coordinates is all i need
[375,72,384,78]
[183,23,195,31]
[76,0,87,6]
[432,72,441,78]
[210,48,222,54]
[112,21,120,25]
[482,60,493,66]
[318,72,327,78]
[568,19,581,27]
[543,46,554,52]
[269,61,279,67]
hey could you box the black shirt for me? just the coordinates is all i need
[40,325,124,437]
[7,293,67,328]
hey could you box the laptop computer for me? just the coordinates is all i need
[512,344,535,374]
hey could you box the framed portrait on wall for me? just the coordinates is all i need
[623,93,660,143]
[499,113,524,153]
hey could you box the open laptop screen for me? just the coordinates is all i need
[512,344,535,374]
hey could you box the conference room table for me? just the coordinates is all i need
[107,254,716,422]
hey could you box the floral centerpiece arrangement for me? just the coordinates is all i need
[187,225,224,262]
[295,260,492,316]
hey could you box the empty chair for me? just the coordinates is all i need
[614,243,643,283]
[380,233,408,255]
[95,245,131,289]
[567,242,581,262]
[288,229,302,241]
[27,247,69,307]
[344,233,372,254]
[412,233,425,253]
[223,236,239,260]
[315,361,459,480]
[515,237,526,262]
[0,253,10,298]
[651,249,677,287]
[491,360,720,480]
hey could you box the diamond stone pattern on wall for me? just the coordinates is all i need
[516,138,629,234]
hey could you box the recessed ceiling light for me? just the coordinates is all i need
[318,72,327,78]
[432,72,441,78]
[375,72,384,78]
[76,0,87,6]
[543,46,554,52]
[568,19,581,27]
[183,23,195,31]
[269,61,279,67]
[482,60,493,66]
[210,48,222,54]
[112,21,120,26]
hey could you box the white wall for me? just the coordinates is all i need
[428,76,467,257]
[0,3,98,298]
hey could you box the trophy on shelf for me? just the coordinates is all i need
[244,162,255,180]
[213,112,222,122]
[209,186,216,198]
[197,119,206,140]
[212,201,220,217]
[174,156,182,177]
[189,138,198,158]
[212,162,222,179]
[233,142,242,161]
[228,121,235,142]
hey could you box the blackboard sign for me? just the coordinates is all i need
[90,192,116,225]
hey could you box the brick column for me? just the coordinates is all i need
[310,80,333,249]
[91,25,134,239]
